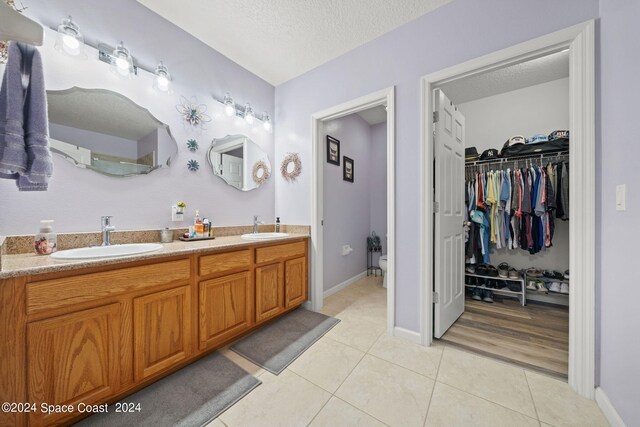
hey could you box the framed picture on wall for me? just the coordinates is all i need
[343,156,354,182]
[326,135,340,165]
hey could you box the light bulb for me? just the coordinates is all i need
[157,75,169,90]
[55,16,85,58]
[223,93,235,117]
[244,103,254,124]
[62,34,79,50]
[115,57,129,70]
[262,112,272,131]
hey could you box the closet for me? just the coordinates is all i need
[433,50,571,379]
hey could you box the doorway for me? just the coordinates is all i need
[421,21,595,398]
[311,87,396,335]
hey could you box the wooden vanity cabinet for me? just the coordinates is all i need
[26,303,121,427]
[0,237,308,426]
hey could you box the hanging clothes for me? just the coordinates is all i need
[464,155,568,263]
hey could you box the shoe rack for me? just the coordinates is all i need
[464,272,526,306]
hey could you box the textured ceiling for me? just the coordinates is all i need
[48,89,163,141]
[357,105,387,126]
[136,0,452,85]
[440,49,570,105]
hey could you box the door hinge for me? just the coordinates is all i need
[321,220,324,226]
[433,111,439,123]
[433,291,439,304]
[433,201,439,213]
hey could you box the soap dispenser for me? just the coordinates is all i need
[275,217,281,232]
[34,220,57,255]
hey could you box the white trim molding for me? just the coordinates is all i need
[419,20,596,398]
[596,388,627,427]
[311,87,396,336]
[393,327,422,344]
[323,271,368,298]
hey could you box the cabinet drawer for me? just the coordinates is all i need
[199,249,251,276]
[255,241,306,264]
[27,259,190,314]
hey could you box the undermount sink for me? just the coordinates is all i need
[50,243,163,260]
[241,232,290,240]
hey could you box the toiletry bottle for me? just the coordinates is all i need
[34,220,57,255]
[275,217,281,232]
[194,210,204,238]
[203,218,210,237]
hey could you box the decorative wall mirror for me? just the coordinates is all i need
[207,134,271,191]
[47,88,178,177]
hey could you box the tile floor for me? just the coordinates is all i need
[210,276,609,427]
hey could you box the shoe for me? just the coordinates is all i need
[498,280,510,290]
[471,287,483,301]
[498,263,509,278]
[543,270,556,279]
[476,264,488,276]
[553,271,564,280]
[560,283,570,294]
[548,282,561,293]
[507,282,522,292]
[526,280,537,291]
[486,265,499,277]
[465,264,476,274]
[508,268,521,279]
[564,270,570,280]
[482,289,494,303]
[526,268,543,277]
[535,281,548,292]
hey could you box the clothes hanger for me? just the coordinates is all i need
[0,1,44,46]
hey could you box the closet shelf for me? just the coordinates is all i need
[465,273,526,306]
[465,150,569,168]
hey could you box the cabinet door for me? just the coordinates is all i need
[133,286,191,381]
[199,271,252,350]
[285,256,308,308]
[27,304,121,427]
[255,263,284,323]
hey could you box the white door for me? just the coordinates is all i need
[222,154,243,189]
[433,89,466,339]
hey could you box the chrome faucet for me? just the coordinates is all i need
[253,215,264,234]
[101,216,115,246]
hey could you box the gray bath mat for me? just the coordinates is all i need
[230,308,340,374]
[75,352,261,427]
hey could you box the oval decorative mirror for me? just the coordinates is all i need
[47,88,178,177]
[207,134,271,191]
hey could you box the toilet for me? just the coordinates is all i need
[379,255,388,288]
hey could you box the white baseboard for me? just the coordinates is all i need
[323,271,368,298]
[393,326,422,344]
[595,387,626,427]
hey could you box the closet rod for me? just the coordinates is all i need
[465,151,569,168]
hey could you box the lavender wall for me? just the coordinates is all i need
[274,0,598,332]
[369,122,387,266]
[598,0,640,424]
[0,0,275,235]
[322,114,372,291]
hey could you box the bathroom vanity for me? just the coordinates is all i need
[0,235,308,426]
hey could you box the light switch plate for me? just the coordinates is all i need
[616,184,626,211]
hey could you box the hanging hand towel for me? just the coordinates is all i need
[17,43,52,191]
[0,42,27,178]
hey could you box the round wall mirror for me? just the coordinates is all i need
[207,134,271,191]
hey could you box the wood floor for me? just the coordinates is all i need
[439,295,569,379]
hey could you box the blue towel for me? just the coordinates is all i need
[0,41,52,191]
[0,42,27,178]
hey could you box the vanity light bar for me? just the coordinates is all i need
[213,94,273,129]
